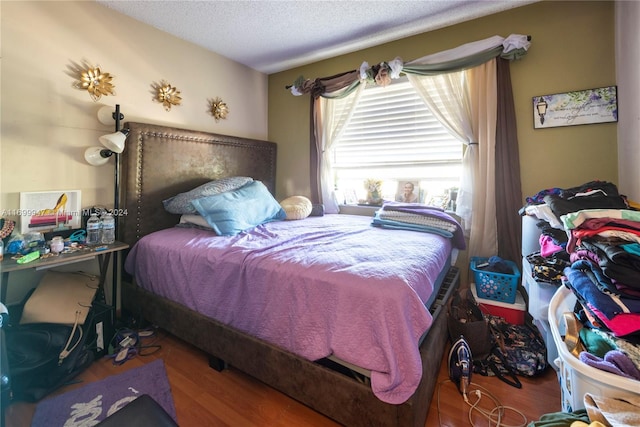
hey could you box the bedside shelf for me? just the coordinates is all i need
[0,241,129,315]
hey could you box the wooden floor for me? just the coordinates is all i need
[4,329,561,426]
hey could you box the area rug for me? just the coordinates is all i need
[31,359,176,427]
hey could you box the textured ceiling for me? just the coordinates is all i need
[96,0,537,74]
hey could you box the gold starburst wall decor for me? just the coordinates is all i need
[208,97,229,121]
[152,80,182,111]
[72,62,115,101]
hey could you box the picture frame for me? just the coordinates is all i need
[395,180,420,203]
[19,190,82,234]
[532,86,618,129]
[424,190,450,210]
[344,189,359,205]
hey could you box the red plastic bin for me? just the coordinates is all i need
[471,287,526,325]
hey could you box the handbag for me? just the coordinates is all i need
[485,314,548,378]
[6,322,94,401]
[6,271,100,401]
[447,288,494,361]
[20,271,99,326]
[471,314,547,389]
[448,288,523,388]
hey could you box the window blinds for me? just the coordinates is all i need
[332,80,462,175]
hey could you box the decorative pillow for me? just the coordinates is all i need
[191,181,285,236]
[162,176,254,214]
[280,196,312,220]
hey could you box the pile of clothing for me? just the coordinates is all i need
[529,393,640,426]
[521,180,640,382]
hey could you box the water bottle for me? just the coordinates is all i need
[86,213,101,245]
[101,212,115,244]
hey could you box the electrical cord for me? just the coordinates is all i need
[464,384,527,427]
[437,379,528,427]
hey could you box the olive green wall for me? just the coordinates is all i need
[268,1,616,203]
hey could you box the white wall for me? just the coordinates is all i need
[0,1,268,304]
[616,1,640,202]
[1,1,268,216]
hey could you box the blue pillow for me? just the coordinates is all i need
[163,176,253,214]
[191,181,285,235]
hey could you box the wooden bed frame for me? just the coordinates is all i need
[118,122,459,427]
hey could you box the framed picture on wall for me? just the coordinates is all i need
[19,190,82,234]
[533,86,618,129]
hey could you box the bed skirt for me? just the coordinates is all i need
[121,267,459,427]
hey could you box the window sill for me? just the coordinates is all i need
[338,204,380,216]
[339,203,462,224]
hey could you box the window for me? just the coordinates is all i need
[331,78,462,208]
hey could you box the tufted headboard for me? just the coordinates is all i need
[119,122,277,246]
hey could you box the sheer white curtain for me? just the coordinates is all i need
[406,60,498,257]
[405,71,474,222]
[318,85,365,213]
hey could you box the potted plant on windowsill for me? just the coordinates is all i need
[360,178,383,206]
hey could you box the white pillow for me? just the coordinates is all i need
[280,196,312,220]
[179,214,213,229]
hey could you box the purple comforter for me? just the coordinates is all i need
[124,214,452,404]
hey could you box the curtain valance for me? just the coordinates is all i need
[287,34,530,99]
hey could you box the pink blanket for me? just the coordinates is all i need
[124,214,452,403]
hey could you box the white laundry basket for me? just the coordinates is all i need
[549,286,640,412]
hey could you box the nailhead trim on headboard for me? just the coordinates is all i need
[120,122,277,245]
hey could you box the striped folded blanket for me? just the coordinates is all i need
[372,201,466,249]
[377,209,458,233]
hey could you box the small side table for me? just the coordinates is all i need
[0,241,129,323]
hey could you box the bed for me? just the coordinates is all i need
[119,122,461,427]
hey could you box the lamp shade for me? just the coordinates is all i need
[97,105,115,126]
[84,147,112,166]
[98,129,129,153]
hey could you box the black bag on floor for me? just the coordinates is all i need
[447,288,494,361]
[448,288,547,388]
[484,314,548,378]
[6,320,95,402]
[5,271,101,402]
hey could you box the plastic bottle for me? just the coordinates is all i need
[101,212,115,244]
[86,213,102,245]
